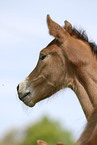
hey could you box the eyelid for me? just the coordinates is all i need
[39,54,47,60]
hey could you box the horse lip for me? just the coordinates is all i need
[19,91,31,100]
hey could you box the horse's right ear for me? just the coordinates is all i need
[47,15,69,43]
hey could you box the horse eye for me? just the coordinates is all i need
[40,54,46,60]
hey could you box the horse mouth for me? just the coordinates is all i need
[18,91,35,107]
[18,91,30,100]
[19,91,31,100]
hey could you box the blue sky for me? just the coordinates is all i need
[0,0,97,141]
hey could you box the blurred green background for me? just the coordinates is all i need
[0,117,74,145]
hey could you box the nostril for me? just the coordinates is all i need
[17,84,19,92]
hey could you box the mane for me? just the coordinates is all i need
[71,27,97,54]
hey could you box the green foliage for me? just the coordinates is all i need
[22,117,74,145]
[0,117,74,145]
[0,130,21,145]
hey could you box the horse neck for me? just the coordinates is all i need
[64,61,94,120]
[78,60,97,107]
[69,77,93,120]
[70,60,97,120]
[64,68,93,120]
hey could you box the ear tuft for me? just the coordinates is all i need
[47,14,52,35]
[47,14,50,22]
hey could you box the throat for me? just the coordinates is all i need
[72,78,93,120]
[78,67,97,107]
[73,64,97,120]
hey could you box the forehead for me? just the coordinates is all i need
[40,39,60,55]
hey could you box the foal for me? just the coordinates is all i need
[17,15,97,145]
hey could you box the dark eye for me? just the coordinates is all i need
[39,54,46,60]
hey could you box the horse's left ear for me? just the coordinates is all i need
[64,20,72,34]
[47,15,69,43]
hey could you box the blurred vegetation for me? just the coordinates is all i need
[0,117,74,145]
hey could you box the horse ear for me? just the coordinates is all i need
[64,20,72,34]
[47,15,69,43]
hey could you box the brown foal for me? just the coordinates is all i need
[17,15,97,145]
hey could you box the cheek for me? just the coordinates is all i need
[29,79,56,103]
[43,63,64,86]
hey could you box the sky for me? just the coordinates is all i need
[0,0,97,142]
